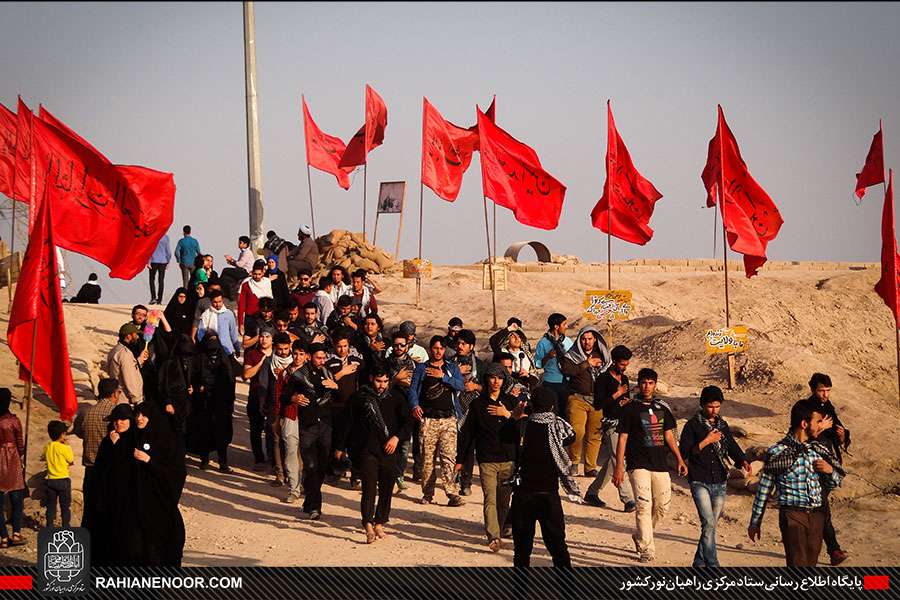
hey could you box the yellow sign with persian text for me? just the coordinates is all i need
[705,326,749,354]
[403,259,432,279]
[583,290,633,321]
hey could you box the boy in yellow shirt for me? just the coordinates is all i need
[41,421,74,527]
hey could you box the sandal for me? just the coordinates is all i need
[374,524,386,539]
[9,534,24,547]
[364,524,377,544]
[0,538,8,549]
[489,538,502,553]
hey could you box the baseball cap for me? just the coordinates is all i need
[448,317,463,329]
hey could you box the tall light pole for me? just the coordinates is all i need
[243,1,265,251]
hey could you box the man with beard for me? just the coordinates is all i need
[749,398,845,567]
[326,331,364,486]
[107,323,148,405]
[456,364,519,552]
[286,343,338,520]
[358,314,387,375]
[291,269,317,308]
[585,345,636,512]
[534,313,574,417]
[298,302,330,347]
[237,260,274,335]
[241,297,276,351]
[277,336,308,501]
[409,336,466,507]
[327,296,357,333]
[313,277,336,326]
[443,317,463,359]
[348,269,378,317]
[450,329,484,496]
[243,329,275,471]
[345,368,411,543]
[197,290,241,359]
[386,330,416,490]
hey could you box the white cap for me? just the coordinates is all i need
[299,224,312,236]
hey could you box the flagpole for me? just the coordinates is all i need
[881,120,898,404]
[22,317,37,471]
[607,208,612,290]
[362,165,368,242]
[712,204,718,259]
[482,196,498,330]
[372,210,380,247]
[242,1,265,252]
[492,202,498,262]
[6,198,15,310]
[717,107,735,389]
[306,164,316,239]
[416,180,423,307]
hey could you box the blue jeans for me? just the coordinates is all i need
[0,489,25,539]
[690,481,726,567]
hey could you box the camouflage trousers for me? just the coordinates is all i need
[420,417,459,499]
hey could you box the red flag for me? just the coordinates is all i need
[14,98,33,204]
[302,97,352,190]
[421,98,479,201]
[39,106,110,162]
[855,121,885,200]
[0,103,16,198]
[7,184,77,421]
[875,170,900,328]
[339,84,388,168]
[477,108,566,230]
[468,96,496,151]
[31,117,175,279]
[701,105,783,278]
[590,101,663,245]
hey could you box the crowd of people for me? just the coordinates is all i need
[5,223,853,569]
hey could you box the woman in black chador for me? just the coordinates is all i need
[186,332,236,472]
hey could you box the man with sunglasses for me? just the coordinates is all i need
[387,330,416,489]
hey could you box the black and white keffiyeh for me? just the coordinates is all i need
[694,411,731,471]
[529,412,580,496]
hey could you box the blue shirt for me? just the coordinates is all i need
[150,235,171,264]
[408,360,465,421]
[534,333,574,383]
[197,309,240,356]
[174,235,201,267]
[749,437,843,527]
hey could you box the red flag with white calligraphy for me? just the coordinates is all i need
[421,98,479,202]
[339,84,388,168]
[302,96,352,190]
[701,105,783,278]
[875,170,900,327]
[7,184,77,421]
[855,121,885,201]
[31,117,175,279]
[0,103,16,199]
[590,101,662,245]
[14,97,33,204]
[477,108,566,230]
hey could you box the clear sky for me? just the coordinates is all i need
[2,2,899,304]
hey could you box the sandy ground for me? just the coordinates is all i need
[0,264,899,567]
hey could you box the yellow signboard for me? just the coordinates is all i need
[403,259,432,279]
[705,326,749,354]
[482,263,508,291]
[583,290,633,321]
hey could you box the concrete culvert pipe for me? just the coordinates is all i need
[504,241,552,263]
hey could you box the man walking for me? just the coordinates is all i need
[510,387,579,568]
[807,372,850,565]
[613,368,688,563]
[106,323,147,405]
[148,233,171,305]
[748,398,844,567]
[534,313,574,417]
[197,290,241,359]
[174,225,201,289]
[455,364,519,552]
[450,329,484,496]
[584,345,635,512]
[679,386,751,567]
[408,336,466,506]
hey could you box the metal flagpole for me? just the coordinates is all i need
[362,165,368,242]
[482,196,498,329]
[7,199,15,309]
[372,209,380,247]
[416,180,423,306]
[607,206,612,290]
[243,1,265,251]
[306,164,316,238]
[718,111,735,389]
[881,119,899,405]
[712,204,718,259]
[492,202,497,262]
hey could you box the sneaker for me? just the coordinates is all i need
[395,477,407,491]
[350,479,362,491]
[459,486,471,497]
[308,510,321,521]
[284,493,300,504]
[829,549,849,566]
[583,494,606,508]
[447,495,466,507]
[219,465,233,474]
[623,501,636,513]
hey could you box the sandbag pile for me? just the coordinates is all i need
[315,230,401,277]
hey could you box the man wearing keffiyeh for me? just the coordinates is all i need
[509,387,578,568]
[748,398,844,567]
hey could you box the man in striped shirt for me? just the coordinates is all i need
[748,398,844,566]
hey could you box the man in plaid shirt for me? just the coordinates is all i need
[748,398,844,566]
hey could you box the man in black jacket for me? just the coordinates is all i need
[808,372,851,566]
[585,345,635,512]
[456,364,520,552]
[510,387,579,568]
[326,331,364,486]
[286,342,338,520]
[344,368,411,543]
[451,329,485,496]
[679,386,751,567]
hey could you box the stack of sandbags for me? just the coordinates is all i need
[314,230,401,277]
[551,254,581,265]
